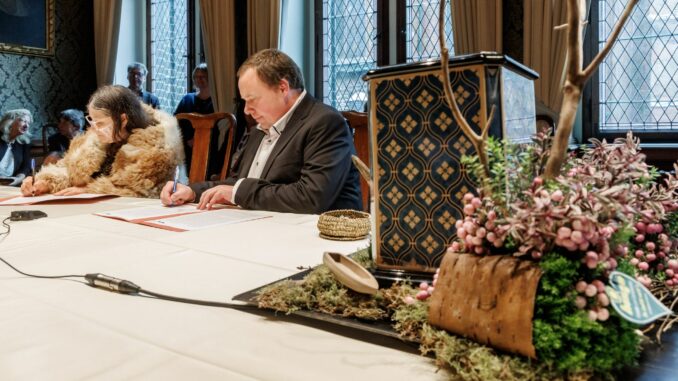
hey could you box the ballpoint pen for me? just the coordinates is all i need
[172,166,179,194]
[30,158,36,196]
[170,166,179,205]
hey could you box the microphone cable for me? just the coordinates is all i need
[0,218,257,311]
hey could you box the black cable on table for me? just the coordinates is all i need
[0,217,254,310]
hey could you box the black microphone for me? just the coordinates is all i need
[85,273,141,294]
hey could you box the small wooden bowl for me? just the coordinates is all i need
[323,252,378,295]
[317,209,370,241]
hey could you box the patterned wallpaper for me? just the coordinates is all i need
[0,0,96,135]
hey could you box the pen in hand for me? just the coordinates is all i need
[170,166,179,206]
[30,158,35,196]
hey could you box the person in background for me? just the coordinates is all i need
[127,62,160,109]
[0,109,33,186]
[21,85,184,198]
[174,63,219,174]
[43,108,85,166]
[161,49,361,214]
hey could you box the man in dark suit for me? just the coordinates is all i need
[127,62,160,109]
[161,49,361,214]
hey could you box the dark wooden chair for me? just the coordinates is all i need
[41,123,59,155]
[29,123,58,165]
[341,110,370,212]
[175,112,237,184]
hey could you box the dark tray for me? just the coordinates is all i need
[232,267,419,352]
[233,269,678,379]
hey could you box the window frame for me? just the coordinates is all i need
[582,0,678,144]
[313,0,390,103]
[314,0,453,109]
[145,0,197,95]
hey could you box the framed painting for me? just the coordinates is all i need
[0,0,55,57]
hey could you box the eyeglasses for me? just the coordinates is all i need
[85,115,112,130]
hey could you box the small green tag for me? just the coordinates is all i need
[605,271,672,325]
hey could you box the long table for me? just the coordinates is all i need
[0,187,443,380]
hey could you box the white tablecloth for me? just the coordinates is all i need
[0,187,442,380]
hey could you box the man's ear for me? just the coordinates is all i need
[120,113,129,130]
[279,79,290,94]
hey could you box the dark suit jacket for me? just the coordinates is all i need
[190,94,362,214]
[0,140,31,177]
[140,91,160,109]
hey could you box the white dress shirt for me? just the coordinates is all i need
[0,143,15,177]
[231,90,307,204]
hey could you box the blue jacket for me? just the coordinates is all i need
[140,90,160,109]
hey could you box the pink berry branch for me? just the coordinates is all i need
[439,0,496,186]
[543,0,639,179]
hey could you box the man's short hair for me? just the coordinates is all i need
[192,63,208,79]
[59,109,85,130]
[127,62,148,76]
[237,49,304,91]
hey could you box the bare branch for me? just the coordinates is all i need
[351,155,373,192]
[482,106,497,141]
[439,0,494,182]
[565,0,584,84]
[544,0,638,178]
[581,0,639,80]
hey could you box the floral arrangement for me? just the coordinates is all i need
[253,3,670,378]
[255,132,678,379]
[441,131,678,371]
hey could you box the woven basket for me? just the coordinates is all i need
[317,209,371,241]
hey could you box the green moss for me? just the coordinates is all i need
[256,250,638,379]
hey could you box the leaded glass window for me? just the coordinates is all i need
[597,0,677,131]
[320,0,455,111]
[321,0,378,111]
[406,0,454,62]
[150,0,189,113]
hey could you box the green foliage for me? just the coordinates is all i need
[534,253,639,372]
[610,223,635,251]
[461,136,536,208]
[665,212,678,239]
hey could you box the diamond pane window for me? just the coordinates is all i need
[598,0,677,131]
[150,0,189,113]
[322,0,377,111]
[406,0,454,62]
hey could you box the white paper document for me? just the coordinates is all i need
[148,209,272,231]
[95,204,202,221]
[0,193,113,205]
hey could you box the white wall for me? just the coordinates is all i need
[113,0,146,87]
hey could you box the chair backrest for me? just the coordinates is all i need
[341,110,370,212]
[41,123,59,156]
[175,112,237,184]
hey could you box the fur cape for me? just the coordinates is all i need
[36,106,184,198]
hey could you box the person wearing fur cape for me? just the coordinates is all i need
[21,85,185,198]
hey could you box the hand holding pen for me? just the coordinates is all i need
[171,166,179,205]
[30,158,36,196]
[160,167,196,207]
